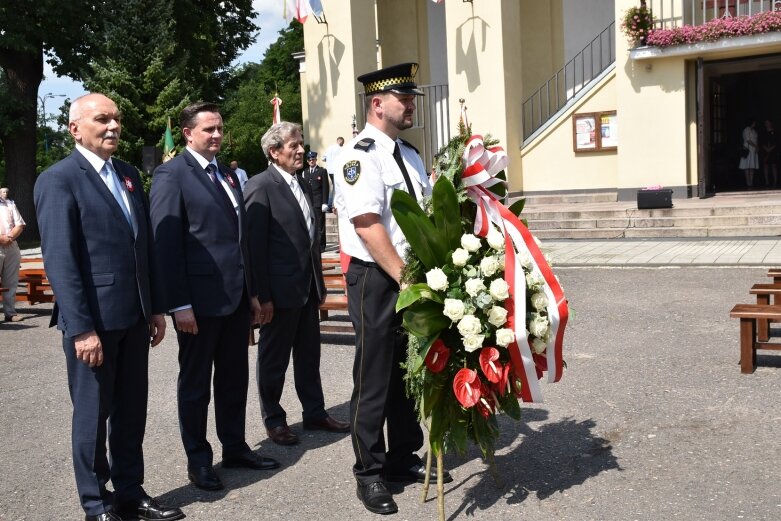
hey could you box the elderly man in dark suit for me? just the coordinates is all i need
[34,93,184,521]
[302,150,330,251]
[150,102,279,492]
[244,122,349,447]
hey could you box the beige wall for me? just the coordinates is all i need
[443,0,524,190]
[301,0,376,156]
[520,0,564,98]
[521,71,618,192]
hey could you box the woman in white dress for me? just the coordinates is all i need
[739,119,759,188]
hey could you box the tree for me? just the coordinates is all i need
[0,0,257,239]
[0,0,102,239]
[222,22,303,176]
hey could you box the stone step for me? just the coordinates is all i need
[523,204,781,220]
[528,214,781,230]
[521,191,617,205]
[531,224,781,240]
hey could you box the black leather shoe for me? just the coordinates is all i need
[222,451,280,470]
[384,462,453,484]
[302,415,350,433]
[85,512,121,521]
[356,481,398,515]
[115,497,185,521]
[187,465,224,491]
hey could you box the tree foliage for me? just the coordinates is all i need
[222,22,303,176]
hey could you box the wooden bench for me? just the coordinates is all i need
[750,284,781,341]
[729,304,781,373]
[768,268,781,285]
[16,265,54,304]
[319,266,352,334]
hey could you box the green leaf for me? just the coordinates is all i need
[411,334,439,373]
[421,372,445,418]
[402,300,450,337]
[391,189,448,268]
[499,393,522,421]
[396,283,444,312]
[429,406,448,452]
[508,198,526,217]
[431,177,462,251]
[449,406,470,455]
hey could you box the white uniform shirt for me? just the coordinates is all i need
[324,143,343,177]
[334,123,432,262]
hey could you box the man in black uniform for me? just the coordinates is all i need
[302,151,330,251]
[334,63,452,516]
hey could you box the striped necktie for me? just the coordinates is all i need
[290,176,313,241]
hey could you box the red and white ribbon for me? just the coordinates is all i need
[461,135,568,403]
[271,95,283,125]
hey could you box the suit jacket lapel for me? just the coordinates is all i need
[72,152,134,236]
[183,151,238,228]
[269,167,311,239]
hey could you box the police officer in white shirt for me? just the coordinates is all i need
[334,62,451,516]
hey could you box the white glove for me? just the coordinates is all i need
[321,204,329,212]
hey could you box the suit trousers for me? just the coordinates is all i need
[63,317,149,516]
[345,261,423,484]
[0,242,20,316]
[175,296,251,467]
[257,283,326,428]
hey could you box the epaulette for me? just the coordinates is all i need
[399,138,419,155]
[354,138,375,151]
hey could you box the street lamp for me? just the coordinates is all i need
[38,92,65,153]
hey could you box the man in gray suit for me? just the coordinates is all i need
[244,122,349,447]
[34,93,183,521]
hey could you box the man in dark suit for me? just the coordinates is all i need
[244,122,349,446]
[34,93,184,521]
[150,102,279,492]
[302,151,330,251]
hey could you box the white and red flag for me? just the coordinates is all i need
[271,94,282,125]
[284,0,314,24]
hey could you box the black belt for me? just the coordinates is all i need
[350,258,379,269]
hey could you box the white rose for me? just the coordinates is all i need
[489,278,510,301]
[460,233,482,252]
[486,227,504,250]
[531,337,547,354]
[457,314,482,336]
[464,277,486,297]
[518,251,533,270]
[425,267,448,291]
[479,256,501,277]
[495,328,515,347]
[530,291,548,311]
[487,306,508,327]
[462,334,485,352]
[528,313,550,339]
[526,271,545,289]
[442,298,466,322]
[451,248,469,267]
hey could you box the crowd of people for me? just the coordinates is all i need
[22,61,447,520]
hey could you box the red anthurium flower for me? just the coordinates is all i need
[479,347,502,383]
[494,363,511,397]
[476,380,496,418]
[424,339,450,373]
[453,368,481,408]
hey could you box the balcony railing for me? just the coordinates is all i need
[648,0,781,29]
[522,21,615,141]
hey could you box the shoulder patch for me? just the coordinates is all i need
[354,138,375,152]
[343,160,361,185]
[399,138,419,155]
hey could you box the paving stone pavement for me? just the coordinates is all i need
[3,244,781,520]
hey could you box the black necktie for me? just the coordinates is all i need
[393,143,417,200]
[206,164,238,224]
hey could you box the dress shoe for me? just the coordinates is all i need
[4,315,22,322]
[356,481,398,515]
[302,415,350,433]
[266,424,299,445]
[384,462,453,484]
[222,451,280,470]
[187,465,224,491]
[115,497,185,521]
[85,511,122,521]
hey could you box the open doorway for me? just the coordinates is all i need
[703,53,781,193]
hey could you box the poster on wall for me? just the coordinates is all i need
[572,111,618,152]
[573,114,597,151]
[600,111,618,149]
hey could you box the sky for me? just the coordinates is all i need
[37,1,289,120]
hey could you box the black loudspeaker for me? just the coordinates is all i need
[142,146,162,176]
[637,189,673,209]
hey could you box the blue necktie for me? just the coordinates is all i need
[103,161,131,226]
